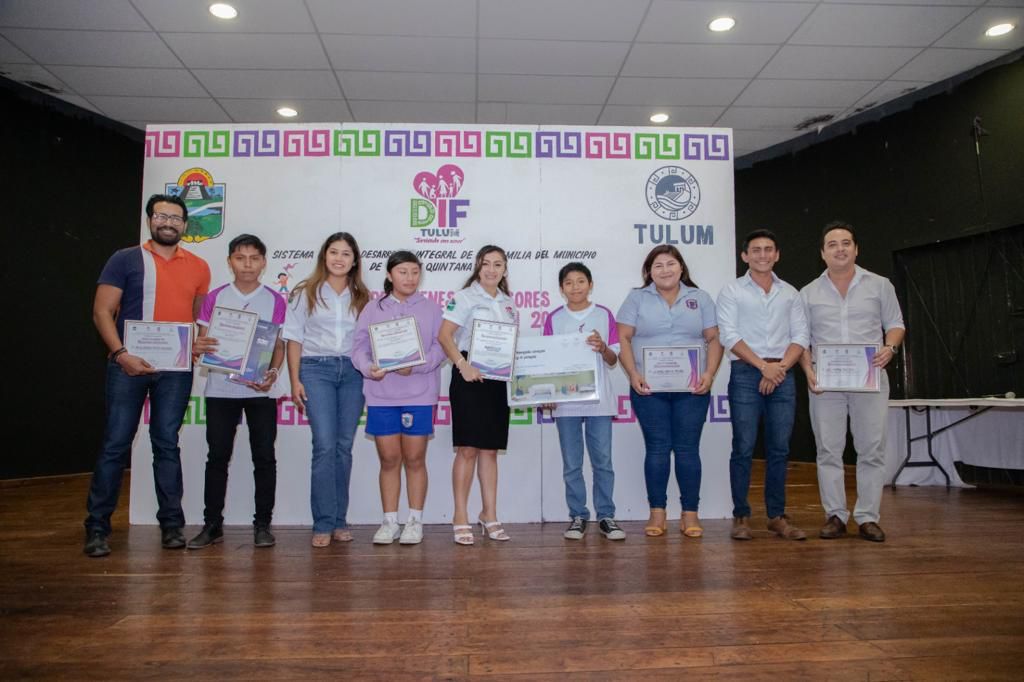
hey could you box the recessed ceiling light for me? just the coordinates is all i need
[708,16,736,32]
[984,23,1014,37]
[277,107,298,118]
[209,3,238,20]
[650,113,669,123]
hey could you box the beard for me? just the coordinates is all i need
[150,224,183,246]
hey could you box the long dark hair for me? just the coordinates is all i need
[462,244,510,296]
[380,250,422,308]
[640,244,697,288]
[292,232,370,316]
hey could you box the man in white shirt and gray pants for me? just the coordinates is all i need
[718,229,809,541]
[800,221,905,542]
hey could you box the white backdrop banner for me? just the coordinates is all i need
[130,123,736,525]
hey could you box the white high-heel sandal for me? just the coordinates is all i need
[453,524,474,545]
[479,518,510,541]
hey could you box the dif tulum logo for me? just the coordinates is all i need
[645,166,700,221]
[165,167,226,243]
[410,163,468,244]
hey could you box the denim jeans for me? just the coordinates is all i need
[555,415,615,520]
[84,361,194,535]
[727,362,797,519]
[300,356,364,533]
[203,397,278,528]
[630,389,710,511]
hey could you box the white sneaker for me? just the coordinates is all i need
[399,519,424,545]
[373,522,401,545]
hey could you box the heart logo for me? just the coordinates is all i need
[413,164,464,205]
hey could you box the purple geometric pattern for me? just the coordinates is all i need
[536,131,582,158]
[384,130,432,157]
[684,133,730,161]
[234,129,281,157]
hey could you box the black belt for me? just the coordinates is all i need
[738,357,782,366]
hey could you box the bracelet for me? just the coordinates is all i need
[267,367,280,375]
[110,347,127,362]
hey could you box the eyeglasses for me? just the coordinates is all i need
[151,213,185,225]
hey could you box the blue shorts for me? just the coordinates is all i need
[365,405,435,437]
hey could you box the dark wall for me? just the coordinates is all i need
[735,55,1024,462]
[2,78,144,478]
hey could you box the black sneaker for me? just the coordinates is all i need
[598,518,626,540]
[187,524,223,550]
[254,525,276,548]
[564,516,587,540]
[83,530,110,558]
[161,527,186,549]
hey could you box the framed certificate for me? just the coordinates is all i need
[508,333,600,407]
[643,346,702,392]
[123,321,193,372]
[369,316,425,372]
[228,320,281,386]
[468,319,518,382]
[199,306,259,374]
[815,343,881,392]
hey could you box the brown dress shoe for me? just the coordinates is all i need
[858,522,886,542]
[731,517,752,540]
[767,515,807,541]
[819,515,847,539]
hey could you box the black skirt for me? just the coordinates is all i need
[449,353,510,450]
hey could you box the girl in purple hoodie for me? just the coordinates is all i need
[351,251,446,545]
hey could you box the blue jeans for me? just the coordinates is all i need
[555,415,615,520]
[630,389,710,511]
[84,361,194,535]
[300,356,364,533]
[728,362,797,519]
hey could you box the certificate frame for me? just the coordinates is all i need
[227,319,281,386]
[123,320,193,372]
[369,316,426,372]
[642,345,702,393]
[815,343,881,392]
[199,306,260,374]
[467,319,518,382]
[507,333,600,407]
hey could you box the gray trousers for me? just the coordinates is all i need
[808,372,889,524]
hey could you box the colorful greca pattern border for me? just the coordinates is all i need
[144,128,730,161]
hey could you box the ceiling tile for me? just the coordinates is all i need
[598,104,724,126]
[735,79,879,108]
[134,0,315,32]
[193,69,341,98]
[163,33,329,69]
[935,8,1024,49]
[322,35,475,72]
[821,0,985,4]
[218,98,353,122]
[791,4,974,47]
[0,0,149,30]
[504,103,601,124]
[477,102,506,123]
[624,44,778,78]
[0,35,32,63]
[479,0,649,40]
[609,77,749,106]
[847,79,932,113]
[479,74,614,104]
[307,0,476,36]
[638,1,815,43]
[339,71,475,102]
[49,66,205,97]
[761,46,922,79]
[88,95,230,122]
[1,28,180,67]
[717,106,839,130]
[888,47,1008,81]
[51,92,104,114]
[348,100,476,123]
[479,39,629,76]
[0,62,69,92]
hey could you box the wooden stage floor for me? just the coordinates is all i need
[1,462,1022,680]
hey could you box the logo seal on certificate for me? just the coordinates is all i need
[814,344,880,392]
[468,320,518,382]
[200,306,260,374]
[123,321,193,371]
[643,346,702,392]
[508,334,600,407]
[369,316,425,372]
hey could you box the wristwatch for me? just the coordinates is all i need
[886,344,899,354]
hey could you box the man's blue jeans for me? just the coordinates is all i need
[555,415,615,520]
[630,389,710,512]
[84,361,194,535]
[300,356,364,534]
[727,361,796,519]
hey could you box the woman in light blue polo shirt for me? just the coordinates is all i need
[617,245,723,538]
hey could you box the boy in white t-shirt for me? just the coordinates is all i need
[542,262,625,540]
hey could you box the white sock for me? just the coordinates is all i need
[407,509,423,523]
[383,512,398,525]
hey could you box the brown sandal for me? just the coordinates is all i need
[681,511,703,538]
[645,508,667,537]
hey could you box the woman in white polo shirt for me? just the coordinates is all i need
[438,245,518,545]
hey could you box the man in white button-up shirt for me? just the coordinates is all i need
[800,222,905,543]
[717,230,809,541]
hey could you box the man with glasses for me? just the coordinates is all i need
[83,194,212,557]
